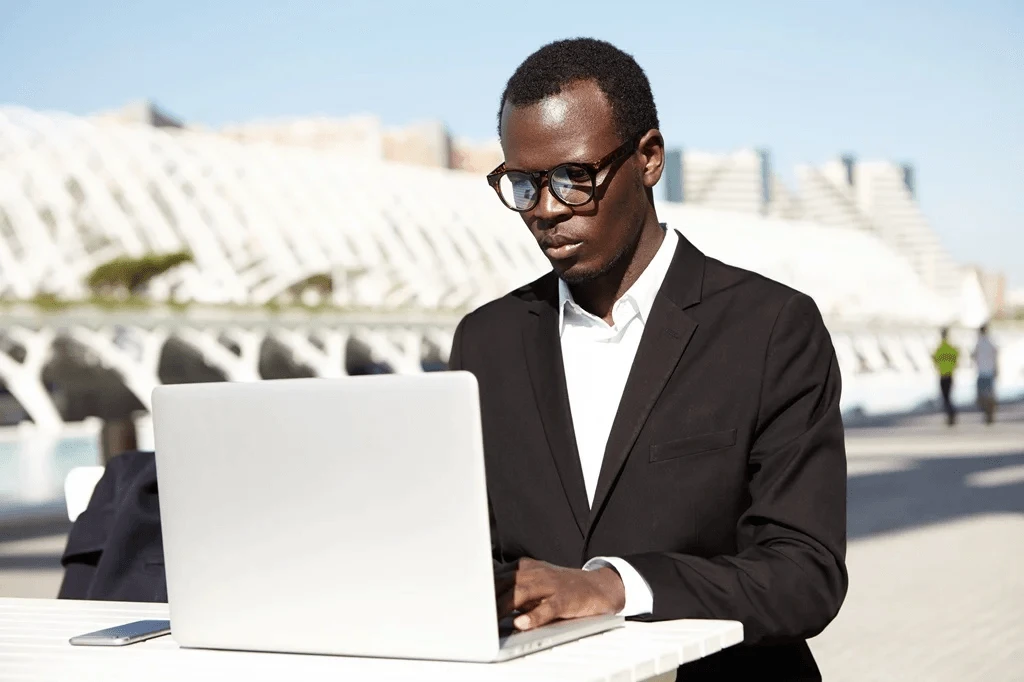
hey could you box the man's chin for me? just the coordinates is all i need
[555,261,600,286]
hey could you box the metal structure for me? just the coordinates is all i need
[0,105,1019,436]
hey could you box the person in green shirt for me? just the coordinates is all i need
[932,328,960,425]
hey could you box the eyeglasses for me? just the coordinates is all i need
[486,134,641,212]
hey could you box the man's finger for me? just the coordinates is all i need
[496,570,553,616]
[493,572,515,595]
[495,582,531,616]
[493,559,522,592]
[517,557,539,569]
[515,597,560,631]
[496,585,544,618]
[511,569,552,610]
[496,580,532,617]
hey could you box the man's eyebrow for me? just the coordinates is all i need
[502,158,550,173]
[505,151,594,172]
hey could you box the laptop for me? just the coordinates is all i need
[151,372,622,662]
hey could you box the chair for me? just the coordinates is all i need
[59,453,166,602]
[64,466,105,522]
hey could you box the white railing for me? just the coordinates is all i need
[1,326,1021,512]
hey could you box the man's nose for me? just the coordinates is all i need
[532,181,573,224]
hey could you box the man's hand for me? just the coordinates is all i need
[494,557,626,631]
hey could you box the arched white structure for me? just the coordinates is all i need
[1,104,1021,432]
[0,105,958,326]
[0,106,542,310]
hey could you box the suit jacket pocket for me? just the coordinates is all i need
[142,547,165,575]
[650,428,737,462]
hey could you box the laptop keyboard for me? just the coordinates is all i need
[498,617,520,638]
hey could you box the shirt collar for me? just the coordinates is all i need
[558,225,678,332]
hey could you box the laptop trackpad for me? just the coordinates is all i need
[497,614,623,652]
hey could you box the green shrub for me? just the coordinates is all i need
[86,251,193,296]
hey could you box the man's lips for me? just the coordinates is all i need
[540,236,583,261]
[544,242,582,260]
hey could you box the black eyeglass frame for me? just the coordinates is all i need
[486,133,642,212]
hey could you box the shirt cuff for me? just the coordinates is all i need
[583,556,653,617]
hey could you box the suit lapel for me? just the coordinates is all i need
[522,281,590,537]
[587,232,705,531]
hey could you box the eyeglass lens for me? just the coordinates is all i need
[498,165,593,210]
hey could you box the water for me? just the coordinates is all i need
[0,434,100,507]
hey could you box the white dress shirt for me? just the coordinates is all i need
[973,336,997,377]
[564,226,679,617]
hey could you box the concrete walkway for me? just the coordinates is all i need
[0,517,68,599]
[811,405,1024,681]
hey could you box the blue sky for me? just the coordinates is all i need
[2,1,1021,285]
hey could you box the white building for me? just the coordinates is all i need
[660,148,988,325]
[0,104,1021,428]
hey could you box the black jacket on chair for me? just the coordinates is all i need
[58,450,167,603]
[448,231,848,680]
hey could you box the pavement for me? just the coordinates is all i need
[0,517,68,599]
[810,405,1024,681]
[1,406,1022,680]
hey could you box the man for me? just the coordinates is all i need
[450,38,847,679]
[932,328,960,426]
[972,324,998,424]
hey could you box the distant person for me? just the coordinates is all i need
[932,328,959,425]
[972,324,998,424]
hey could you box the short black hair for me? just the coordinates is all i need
[497,38,659,142]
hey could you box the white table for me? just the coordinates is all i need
[0,598,742,681]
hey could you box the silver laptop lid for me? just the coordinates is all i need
[153,372,500,661]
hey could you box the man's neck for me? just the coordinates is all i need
[569,220,666,324]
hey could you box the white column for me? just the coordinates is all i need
[358,329,424,374]
[66,325,168,411]
[0,327,61,430]
[176,326,262,381]
[272,328,349,378]
[425,327,455,365]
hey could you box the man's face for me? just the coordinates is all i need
[499,80,647,284]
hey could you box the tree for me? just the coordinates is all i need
[86,251,193,298]
[281,272,333,306]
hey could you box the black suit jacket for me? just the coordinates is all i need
[449,231,847,680]
[58,451,167,603]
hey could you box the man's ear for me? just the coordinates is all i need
[638,129,665,189]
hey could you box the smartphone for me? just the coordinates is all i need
[69,619,171,646]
